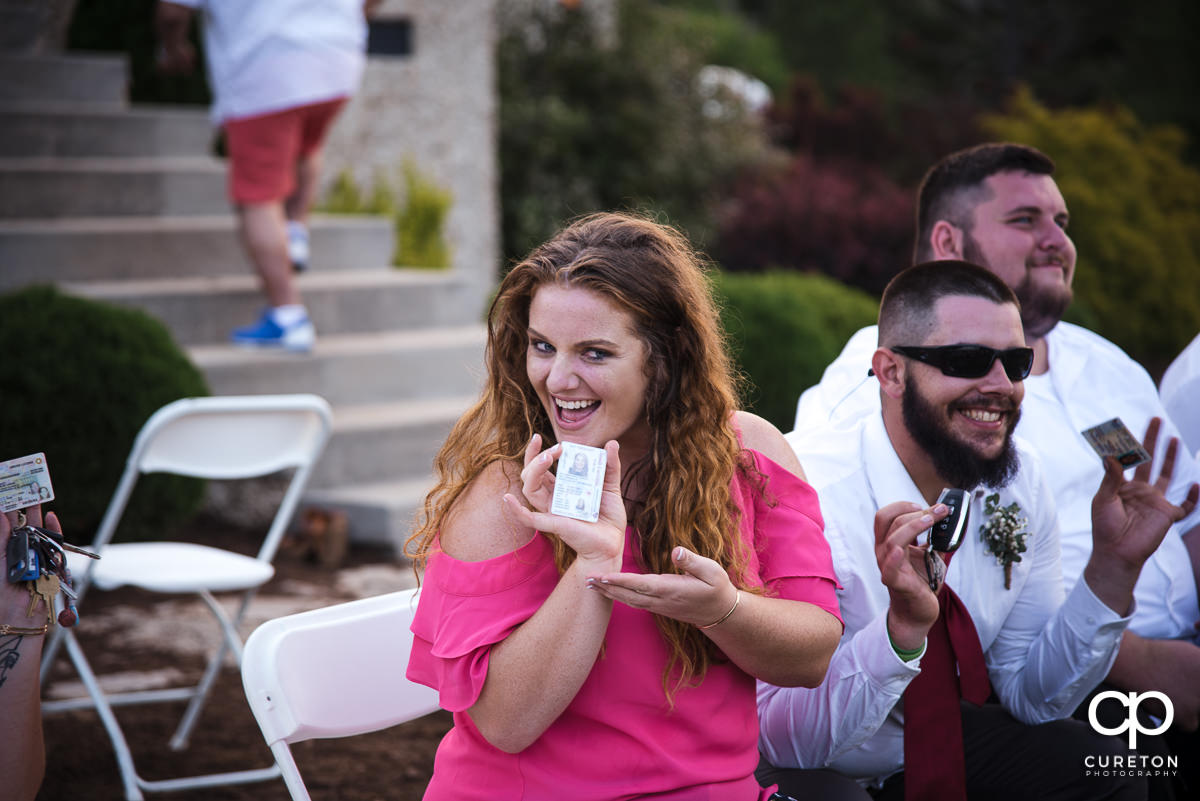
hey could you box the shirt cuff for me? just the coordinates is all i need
[861,612,923,689]
[1063,573,1135,639]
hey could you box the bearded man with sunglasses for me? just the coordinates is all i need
[793,143,1200,778]
[757,261,1197,800]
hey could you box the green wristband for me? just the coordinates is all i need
[888,632,923,662]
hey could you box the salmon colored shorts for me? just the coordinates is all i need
[224,97,347,205]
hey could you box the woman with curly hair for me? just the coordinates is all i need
[406,212,843,799]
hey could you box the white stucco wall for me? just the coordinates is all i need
[322,0,499,314]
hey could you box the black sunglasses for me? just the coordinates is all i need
[890,344,1034,381]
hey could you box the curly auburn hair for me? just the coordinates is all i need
[406,211,759,695]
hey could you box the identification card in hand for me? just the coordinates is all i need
[0,452,55,514]
[1080,418,1151,468]
[550,442,606,523]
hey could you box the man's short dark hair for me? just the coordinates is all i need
[879,260,1019,347]
[914,143,1056,262]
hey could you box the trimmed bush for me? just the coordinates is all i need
[714,271,878,431]
[715,154,913,295]
[0,286,209,541]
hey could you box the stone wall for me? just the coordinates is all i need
[322,0,499,317]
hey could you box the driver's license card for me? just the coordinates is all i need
[1080,418,1151,468]
[0,452,55,514]
[551,442,606,523]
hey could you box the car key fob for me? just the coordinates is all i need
[930,488,969,553]
[6,525,38,583]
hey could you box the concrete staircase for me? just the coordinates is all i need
[0,47,485,552]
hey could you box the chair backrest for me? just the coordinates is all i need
[240,589,441,800]
[88,394,334,562]
[135,394,333,479]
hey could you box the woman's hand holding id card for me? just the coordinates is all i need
[551,442,606,523]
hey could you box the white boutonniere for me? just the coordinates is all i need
[981,493,1029,590]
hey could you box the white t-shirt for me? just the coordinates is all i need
[172,0,367,123]
[1161,332,1200,458]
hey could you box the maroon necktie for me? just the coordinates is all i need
[903,553,991,801]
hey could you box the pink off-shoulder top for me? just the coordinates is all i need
[407,449,841,800]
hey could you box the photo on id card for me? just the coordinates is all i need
[551,442,606,522]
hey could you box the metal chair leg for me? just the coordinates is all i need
[62,626,282,795]
[62,628,146,801]
[168,590,251,750]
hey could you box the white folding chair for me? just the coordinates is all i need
[39,394,334,801]
[240,588,441,801]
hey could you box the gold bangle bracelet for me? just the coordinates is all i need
[698,589,741,630]
[0,622,48,636]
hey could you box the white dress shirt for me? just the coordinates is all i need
[1161,332,1200,459]
[758,413,1131,786]
[172,0,367,123]
[792,321,1200,642]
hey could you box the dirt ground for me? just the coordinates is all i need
[35,517,452,801]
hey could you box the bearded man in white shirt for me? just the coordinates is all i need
[792,144,1200,781]
[759,261,1197,800]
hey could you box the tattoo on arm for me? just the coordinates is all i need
[0,633,24,690]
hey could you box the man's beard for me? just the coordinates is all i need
[903,379,1022,490]
[962,234,1071,339]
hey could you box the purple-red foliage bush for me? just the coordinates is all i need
[714,155,913,295]
[766,79,896,170]
[715,75,983,294]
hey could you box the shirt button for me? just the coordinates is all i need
[1086,616,1096,625]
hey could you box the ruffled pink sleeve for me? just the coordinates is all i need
[406,533,558,711]
[737,449,843,624]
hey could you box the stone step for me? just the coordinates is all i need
[0,214,394,288]
[0,156,227,218]
[188,325,487,404]
[303,476,435,551]
[316,396,472,488]
[60,268,479,345]
[0,52,128,104]
[0,103,212,158]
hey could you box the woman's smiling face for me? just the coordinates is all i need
[526,283,652,458]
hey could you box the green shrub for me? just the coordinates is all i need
[0,286,210,541]
[322,171,366,216]
[320,162,452,270]
[982,88,1200,374]
[397,161,454,270]
[499,0,772,262]
[714,271,878,431]
[653,3,790,93]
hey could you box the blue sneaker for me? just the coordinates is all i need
[231,309,315,351]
